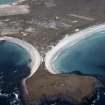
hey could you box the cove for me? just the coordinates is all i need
[0,37,41,105]
[45,24,105,77]
[52,31,105,76]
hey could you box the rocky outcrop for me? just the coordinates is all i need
[27,70,101,104]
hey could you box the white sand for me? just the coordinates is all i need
[45,24,105,74]
[0,5,29,16]
[0,36,42,78]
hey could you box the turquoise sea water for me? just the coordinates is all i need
[0,0,17,4]
[53,30,105,76]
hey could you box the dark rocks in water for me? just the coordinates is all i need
[60,70,83,75]
[0,92,22,105]
[81,87,105,105]
[33,96,78,105]
[93,87,105,105]
[71,70,83,75]
[81,91,97,105]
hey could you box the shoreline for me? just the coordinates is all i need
[45,23,105,74]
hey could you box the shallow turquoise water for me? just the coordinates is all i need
[0,0,17,4]
[53,30,105,76]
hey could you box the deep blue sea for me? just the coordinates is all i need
[0,40,31,105]
[0,0,17,4]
